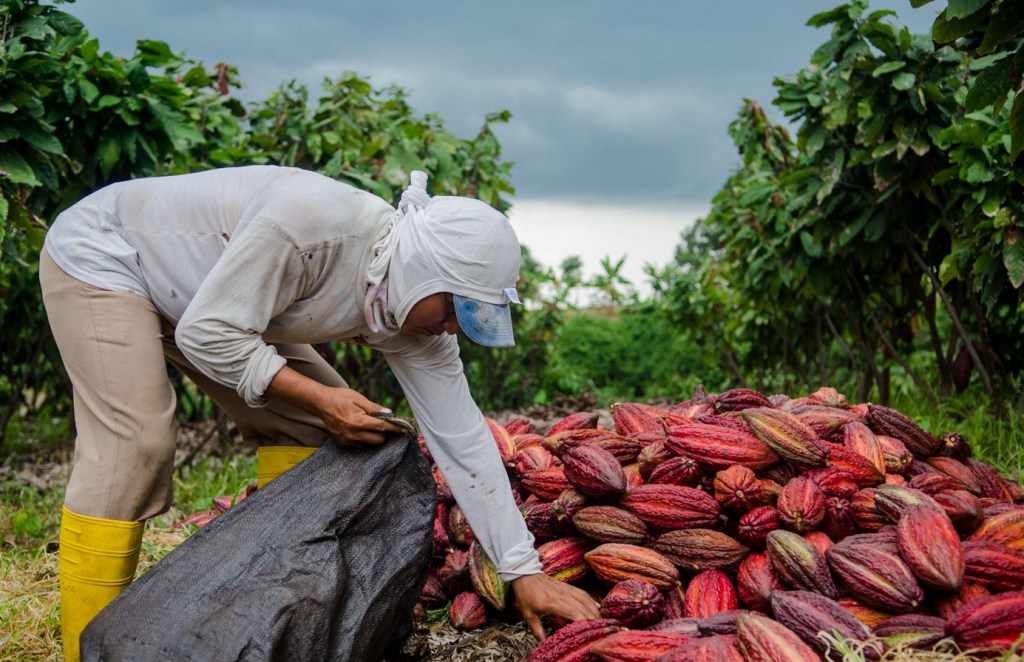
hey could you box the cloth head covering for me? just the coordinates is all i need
[363,171,522,347]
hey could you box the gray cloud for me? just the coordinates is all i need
[68,0,940,203]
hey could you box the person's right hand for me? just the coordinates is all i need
[265,367,404,445]
[317,387,405,445]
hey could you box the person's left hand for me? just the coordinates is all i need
[511,572,601,642]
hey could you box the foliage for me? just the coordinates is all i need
[914,0,1024,158]
[549,303,724,406]
[665,0,1023,410]
[0,0,520,445]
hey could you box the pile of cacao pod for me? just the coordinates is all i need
[419,386,1024,661]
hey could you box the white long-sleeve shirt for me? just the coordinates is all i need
[45,165,541,580]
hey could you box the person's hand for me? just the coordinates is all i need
[316,387,404,445]
[511,573,601,642]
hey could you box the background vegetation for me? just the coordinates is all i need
[1,0,1021,457]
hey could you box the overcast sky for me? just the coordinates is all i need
[66,1,941,291]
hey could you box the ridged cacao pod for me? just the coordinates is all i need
[875,435,913,475]
[864,404,937,459]
[653,528,749,572]
[538,537,593,584]
[896,504,964,592]
[736,551,782,612]
[526,618,623,662]
[776,476,826,534]
[935,430,971,461]
[770,590,881,661]
[513,433,545,451]
[584,543,680,590]
[618,484,720,532]
[562,444,628,501]
[944,590,1024,651]
[612,402,666,436]
[849,488,887,532]
[683,569,738,619]
[735,613,820,662]
[665,424,778,471]
[521,501,563,543]
[766,529,838,599]
[486,417,518,466]
[713,387,772,412]
[591,630,691,662]
[469,542,508,611]
[449,591,487,630]
[843,421,887,477]
[935,581,991,620]
[599,579,666,629]
[546,412,601,436]
[838,596,893,629]
[695,608,761,636]
[805,466,859,500]
[962,540,1024,591]
[737,506,780,550]
[966,461,1015,504]
[551,489,590,532]
[968,507,1024,551]
[647,455,702,487]
[825,544,924,614]
[794,404,863,442]
[637,440,672,480]
[419,571,448,606]
[653,634,743,662]
[647,617,701,636]
[438,549,472,595]
[909,471,966,496]
[926,456,983,495]
[503,417,533,436]
[522,467,574,501]
[512,445,556,475]
[872,614,947,650]
[827,445,886,487]
[872,484,942,524]
[447,503,476,548]
[712,465,763,513]
[806,386,848,409]
[572,506,649,545]
[822,497,857,541]
[741,407,829,468]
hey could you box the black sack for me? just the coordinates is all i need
[81,434,436,662]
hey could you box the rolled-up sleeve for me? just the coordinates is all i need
[175,220,308,406]
[380,334,542,581]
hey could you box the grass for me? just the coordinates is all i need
[1,398,1022,660]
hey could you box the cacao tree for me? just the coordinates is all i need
[669,0,1022,408]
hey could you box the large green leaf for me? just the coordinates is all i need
[1003,228,1024,288]
[1010,93,1024,161]
[932,9,986,43]
[947,0,988,20]
[965,59,1011,111]
[0,146,41,186]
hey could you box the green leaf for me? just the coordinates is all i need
[932,8,986,43]
[1010,95,1024,161]
[97,138,121,177]
[78,79,100,105]
[0,147,41,186]
[910,0,936,6]
[48,10,85,36]
[873,61,906,76]
[96,95,120,110]
[0,194,8,222]
[893,72,917,91]
[800,231,822,257]
[19,123,63,155]
[947,0,988,19]
[965,61,1011,111]
[1003,229,1024,288]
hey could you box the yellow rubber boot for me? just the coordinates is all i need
[58,506,144,662]
[256,445,317,488]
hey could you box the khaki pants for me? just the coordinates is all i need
[39,248,346,521]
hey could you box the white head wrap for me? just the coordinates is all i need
[363,171,521,333]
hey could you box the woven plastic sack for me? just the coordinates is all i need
[81,432,435,661]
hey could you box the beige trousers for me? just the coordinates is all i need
[39,248,346,521]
